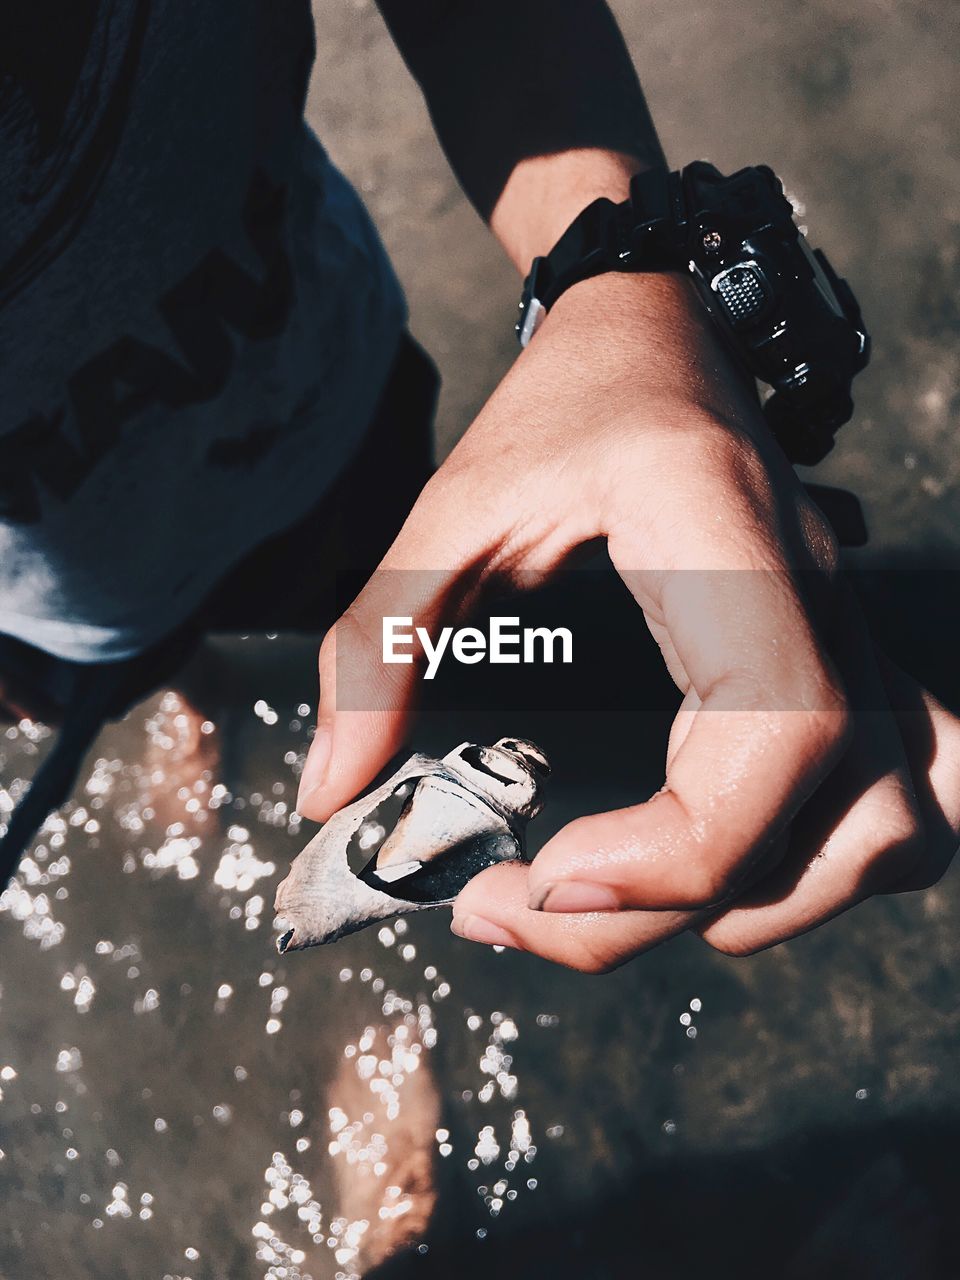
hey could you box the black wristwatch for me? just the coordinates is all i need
[516,161,870,466]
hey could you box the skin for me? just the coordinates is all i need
[295,148,960,972]
[4,112,952,969]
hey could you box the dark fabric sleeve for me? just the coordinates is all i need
[374,0,666,222]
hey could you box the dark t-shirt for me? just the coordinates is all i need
[0,0,403,660]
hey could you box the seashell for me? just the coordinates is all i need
[274,738,550,950]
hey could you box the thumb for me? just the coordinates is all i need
[295,474,488,821]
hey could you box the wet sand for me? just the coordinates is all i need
[2,627,959,1278]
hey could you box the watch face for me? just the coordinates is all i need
[709,261,774,328]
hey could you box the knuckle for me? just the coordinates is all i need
[853,779,924,889]
[568,944,624,977]
[705,927,765,959]
[672,853,734,910]
[868,820,925,889]
[897,838,959,892]
[890,830,926,881]
[801,682,852,759]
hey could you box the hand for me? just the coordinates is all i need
[296,271,960,971]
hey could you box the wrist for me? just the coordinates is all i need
[491,149,656,275]
[546,270,701,343]
[529,271,764,428]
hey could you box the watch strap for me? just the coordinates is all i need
[516,167,683,347]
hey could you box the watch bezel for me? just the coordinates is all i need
[514,161,870,465]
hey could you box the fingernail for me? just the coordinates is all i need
[450,914,522,950]
[297,724,332,811]
[530,881,620,913]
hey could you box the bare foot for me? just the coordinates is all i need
[321,1023,439,1275]
[138,687,220,836]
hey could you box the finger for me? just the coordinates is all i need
[528,562,850,914]
[451,861,701,974]
[697,718,921,955]
[698,608,923,955]
[877,656,960,890]
[297,474,482,821]
[698,650,960,956]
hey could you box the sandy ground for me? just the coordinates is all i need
[2,2,960,1277]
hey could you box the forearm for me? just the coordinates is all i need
[489,148,644,276]
[376,0,665,263]
[376,0,739,404]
